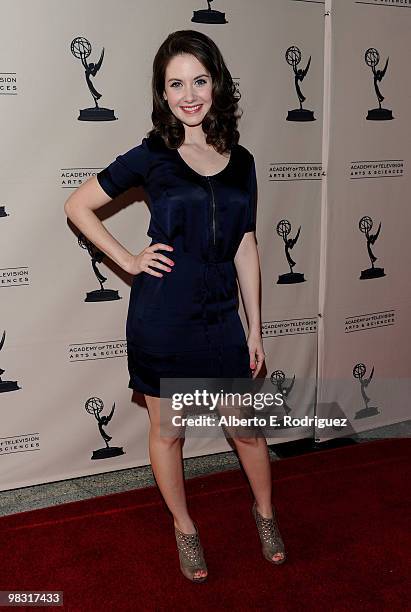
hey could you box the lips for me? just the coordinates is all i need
[180,104,203,114]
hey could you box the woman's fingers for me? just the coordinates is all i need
[149,243,175,267]
[144,243,175,276]
[249,346,265,378]
[148,258,173,272]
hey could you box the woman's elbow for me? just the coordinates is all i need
[66,176,112,216]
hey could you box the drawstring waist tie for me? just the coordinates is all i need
[200,260,232,376]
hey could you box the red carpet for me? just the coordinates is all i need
[0,438,410,611]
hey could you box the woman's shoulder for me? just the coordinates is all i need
[235,142,254,161]
[144,130,170,154]
[233,143,255,177]
[116,131,168,168]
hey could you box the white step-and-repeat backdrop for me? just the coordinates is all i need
[1,0,410,491]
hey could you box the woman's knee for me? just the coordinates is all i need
[149,425,184,447]
[233,433,260,447]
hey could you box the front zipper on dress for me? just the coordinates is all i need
[206,176,216,249]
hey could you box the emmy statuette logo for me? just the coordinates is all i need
[276,220,306,284]
[71,36,117,121]
[270,369,295,416]
[191,0,228,23]
[358,216,385,280]
[0,331,20,393]
[285,46,315,122]
[78,233,121,302]
[353,363,380,419]
[364,48,393,121]
[85,397,125,460]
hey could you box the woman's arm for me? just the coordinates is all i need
[234,231,260,332]
[234,231,265,377]
[63,177,174,277]
[64,176,134,273]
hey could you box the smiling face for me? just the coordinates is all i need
[163,53,213,130]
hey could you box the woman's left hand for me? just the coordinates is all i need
[247,330,265,379]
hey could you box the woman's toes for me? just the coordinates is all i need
[272,552,284,562]
[194,570,207,578]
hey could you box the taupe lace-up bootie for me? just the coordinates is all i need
[174,521,208,583]
[252,501,286,565]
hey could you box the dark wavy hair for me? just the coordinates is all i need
[147,30,243,153]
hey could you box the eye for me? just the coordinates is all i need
[169,78,208,88]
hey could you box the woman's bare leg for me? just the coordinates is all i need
[144,393,207,578]
[232,434,284,562]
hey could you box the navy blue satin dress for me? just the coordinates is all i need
[97,132,257,397]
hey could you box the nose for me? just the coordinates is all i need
[182,84,196,103]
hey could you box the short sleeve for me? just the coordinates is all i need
[244,155,257,233]
[96,137,151,199]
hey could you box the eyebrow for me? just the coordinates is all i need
[167,74,209,83]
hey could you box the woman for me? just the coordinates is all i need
[64,29,286,583]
